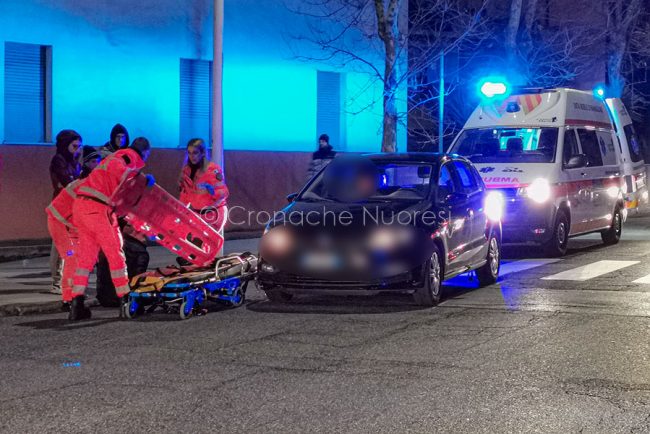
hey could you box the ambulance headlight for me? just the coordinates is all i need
[526,178,552,204]
[606,186,620,198]
[485,192,504,222]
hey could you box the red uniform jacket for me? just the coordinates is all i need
[46,179,85,228]
[179,161,229,210]
[77,149,145,205]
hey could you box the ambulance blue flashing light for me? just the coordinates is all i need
[593,85,606,100]
[478,77,510,99]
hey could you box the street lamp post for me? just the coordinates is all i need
[212,0,224,254]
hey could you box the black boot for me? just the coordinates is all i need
[69,296,91,321]
[60,301,71,313]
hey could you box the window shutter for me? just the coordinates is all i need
[4,42,48,143]
[180,58,212,147]
[317,71,345,150]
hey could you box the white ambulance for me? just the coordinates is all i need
[448,87,627,256]
[605,99,648,212]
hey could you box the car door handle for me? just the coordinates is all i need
[580,172,587,177]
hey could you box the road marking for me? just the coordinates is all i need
[541,260,639,281]
[499,259,562,277]
[632,274,650,284]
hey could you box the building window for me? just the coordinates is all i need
[180,58,212,147]
[4,41,51,143]
[317,71,345,150]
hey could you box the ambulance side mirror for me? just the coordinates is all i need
[565,154,588,169]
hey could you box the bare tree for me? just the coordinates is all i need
[286,0,487,152]
[605,0,642,97]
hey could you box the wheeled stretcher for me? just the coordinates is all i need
[123,252,258,320]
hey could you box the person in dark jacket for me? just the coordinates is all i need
[80,145,101,178]
[48,130,82,295]
[99,123,130,158]
[306,134,336,180]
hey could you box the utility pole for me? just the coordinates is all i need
[212,0,224,169]
[438,51,444,153]
[212,0,225,254]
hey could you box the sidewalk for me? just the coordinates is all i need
[0,238,260,316]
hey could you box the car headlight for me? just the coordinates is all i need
[261,227,292,255]
[522,178,551,204]
[484,191,504,222]
[368,227,412,251]
[606,186,621,199]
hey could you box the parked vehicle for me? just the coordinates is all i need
[448,87,626,256]
[257,153,502,306]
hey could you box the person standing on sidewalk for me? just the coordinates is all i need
[45,149,100,311]
[69,138,152,321]
[48,130,82,296]
[306,134,336,181]
[99,123,129,159]
[179,138,229,232]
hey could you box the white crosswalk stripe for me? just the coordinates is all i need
[541,260,639,281]
[499,259,562,277]
[632,274,650,284]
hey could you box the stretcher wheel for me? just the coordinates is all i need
[228,288,245,308]
[122,300,143,319]
[179,301,193,320]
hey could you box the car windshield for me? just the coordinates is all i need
[299,158,432,203]
[450,127,559,163]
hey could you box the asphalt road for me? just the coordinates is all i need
[2,219,650,433]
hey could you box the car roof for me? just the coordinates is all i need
[361,152,469,165]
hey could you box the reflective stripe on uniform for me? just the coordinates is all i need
[115,284,130,295]
[72,285,86,294]
[78,186,111,204]
[110,268,128,279]
[46,205,71,227]
[74,268,90,277]
[64,179,81,198]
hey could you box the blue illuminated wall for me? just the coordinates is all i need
[0,0,406,152]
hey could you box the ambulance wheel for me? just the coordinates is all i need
[601,207,622,245]
[228,288,245,308]
[179,301,193,320]
[265,289,293,303]
[544,210,569,257]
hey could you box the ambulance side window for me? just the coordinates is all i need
[563,129,580,166]
[577,129,603,167]
[624,124,644,163]
[596,131,617,166]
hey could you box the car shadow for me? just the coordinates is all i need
[246,292,432,315]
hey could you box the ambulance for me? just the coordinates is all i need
[448,86,629,256]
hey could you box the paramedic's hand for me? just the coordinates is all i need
[145,174,156,187]
[198,183,215,196]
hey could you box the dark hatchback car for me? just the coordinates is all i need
[257,153,502,306]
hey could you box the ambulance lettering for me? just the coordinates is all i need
[483,176,521,188]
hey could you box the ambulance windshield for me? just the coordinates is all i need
[450,127,558,163]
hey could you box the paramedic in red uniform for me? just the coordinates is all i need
[179,138,229,232]
[69,137,152,321]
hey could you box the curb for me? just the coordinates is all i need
[0,301,62,317]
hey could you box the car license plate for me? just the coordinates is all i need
[302,252,339,270]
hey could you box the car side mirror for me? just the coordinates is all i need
[565,154,588,169]
[445,192,469,205]
[286,192,298,202]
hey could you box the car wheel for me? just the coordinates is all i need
[601,207,622,245]
[265,289,294,303]
[476,233,500,287]
[413,245,443,307]
[544,209,569,257]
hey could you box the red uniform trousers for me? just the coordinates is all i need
[46,216,78,302]
[72,198,129,297]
